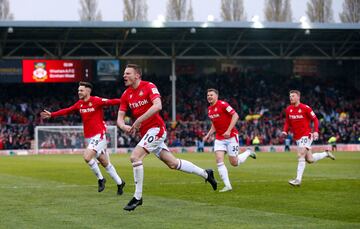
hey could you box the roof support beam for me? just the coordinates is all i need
[178,42,196,57]
[5,42,26,57]
[258,42,278,57]
[286,43,304,57]
[204,42,224,57]
[311,43,330,58]
[92,41,112,57]
[233,44,249,56]
[34,41,56,58]
[148,42,169,56]
[64,42,83,57]
[230,31,244,55]
[122,42,142,57]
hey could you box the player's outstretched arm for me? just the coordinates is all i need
[43,103,79,119]
[96,97,121,107]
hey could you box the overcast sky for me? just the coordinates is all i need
[10,0,344,22]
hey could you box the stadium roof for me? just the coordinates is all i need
[1,21,359,60]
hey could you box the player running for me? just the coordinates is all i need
[40,81,125,195]
[117,64,217,211]
[203,89,256,192]
[282,90,335,186]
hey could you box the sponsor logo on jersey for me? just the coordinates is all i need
[80,107,95,113]
[129,99,149,109]
[209,113,220,119]
[289,114,304,119]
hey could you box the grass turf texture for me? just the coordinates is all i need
[0,152,359,229]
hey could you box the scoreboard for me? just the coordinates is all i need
[22,60,93,83]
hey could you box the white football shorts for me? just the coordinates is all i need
[214,135,239,157]
[86,134,107,158]
[138,127,169,158]
[296,135,313,150]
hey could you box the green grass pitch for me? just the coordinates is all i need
[0,152,359,229]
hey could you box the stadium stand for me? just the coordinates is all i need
[1,70,358,150]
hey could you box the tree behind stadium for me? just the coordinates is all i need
[306,0,333,23]
[0,0,13,20]
[123,0,148,21]
[79,0,102,21]
[264,0,292,22]
[339,0,360,23]
[221,0,246,21]
[166,0,194,21]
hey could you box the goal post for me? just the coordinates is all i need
[34,125,117,154]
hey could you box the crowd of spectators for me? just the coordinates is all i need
[0,71,359,150]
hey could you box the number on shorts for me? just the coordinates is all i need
[91,139,99,146]
[301,138,308,144]
[232,145,239,153]
[144,134,155,143]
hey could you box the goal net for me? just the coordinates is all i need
[34,125,117,154]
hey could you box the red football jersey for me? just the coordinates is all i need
[283,103,319,140]
[119,81,165,137]
[208,100,238,140]
[51,96,121,138]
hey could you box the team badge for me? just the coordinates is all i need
[290,109,293,112]
[88,102,92,107]
[130,94,133,99]
[139,90,144,97]
[32,62,48,82]
[298,109,302,113]
[80,104,83,107]
[214,108,218,112]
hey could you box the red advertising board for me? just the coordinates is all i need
[23,60,93,83]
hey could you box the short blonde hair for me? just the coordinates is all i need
[289,90,300,96]
[207,88,219,95]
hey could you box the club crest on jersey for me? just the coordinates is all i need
[130,94,133,99]
[298,109,302,113]
[88,102,92,107]
[214,108,218,112]
[290,109,293,112]
[139,90,144,97]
